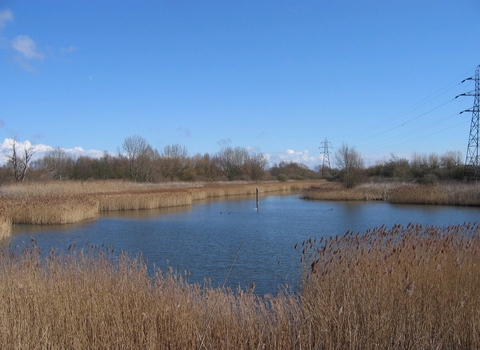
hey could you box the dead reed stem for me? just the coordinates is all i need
[299,222,480,348]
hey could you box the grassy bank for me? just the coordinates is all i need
[0,180,321,239]
[0,223,478,348]
[303,181,480,206]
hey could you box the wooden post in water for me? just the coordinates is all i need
[255,188,259,210]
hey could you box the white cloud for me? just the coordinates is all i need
[245,146,261,153]
[0,9,13,28]
[0,138,105,165]
[12,35,44,59]
[267,149,322,169]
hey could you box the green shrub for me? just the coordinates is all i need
[277,174,288,182]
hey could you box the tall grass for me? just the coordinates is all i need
[3,195,99,225]
[300,222,480,348]
[0,242,303,349]
[98,189,192,211]
[388,182,480,206]
[304,181,480,206]
[1,223,479,348]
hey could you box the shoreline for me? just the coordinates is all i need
[0,180,321,239]
[303,181,480,207]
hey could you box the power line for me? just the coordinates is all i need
[338,68,475,142]
[359,112,463,152]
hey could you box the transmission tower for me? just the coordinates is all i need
[319,138,332,176]
[457,65,480,180]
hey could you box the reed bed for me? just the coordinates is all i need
[0,243,303,349]
[388,182,480,206]
[190,181,318,201]
[98,189,192,211]
[300,222,480,348]
[1,195,99,225]
[1,223,479,349]
[303,182,391,201]
[304,181,480,206]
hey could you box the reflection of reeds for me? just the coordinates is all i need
[1,223,479,348]
[0,180,320,238]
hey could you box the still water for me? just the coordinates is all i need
[6,194,480,295]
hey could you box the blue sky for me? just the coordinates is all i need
[1,1,480,168]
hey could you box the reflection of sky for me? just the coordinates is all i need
[6,195,480,296]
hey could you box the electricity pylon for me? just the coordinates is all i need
[319,138,332,176]
[457,65,480,180]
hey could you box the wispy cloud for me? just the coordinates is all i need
[0,9,13,28]
[12,35,45,59]
[60,45,76,53]
[217,138,232,147]
[176,126,192,137]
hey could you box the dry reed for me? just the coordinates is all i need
[304,181,480,206]
[303,182,391,201]
[300,222,480,348]
[388,182,480,206]
[1,223,479,348]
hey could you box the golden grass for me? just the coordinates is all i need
[302,182,391,201]
[388,182,480,206]
[300,222,480,348]
[0,216,10,241]
[98,189,192,211]
[3,195,99,225]
[304,181,480,206]
[1,223,479,348]
[0,180,322,239]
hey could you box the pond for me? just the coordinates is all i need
[5,194,480,296]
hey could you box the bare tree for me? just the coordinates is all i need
[248,152,268,181]
[7,137,37,182]
[121,135,157,182]
[215,146,249,180]
[335,143,364,188]
[41,147,73,179]
[162,144,188,181]
[440,150,462,170]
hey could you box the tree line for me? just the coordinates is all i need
[2,135,282,183]
[2,137,468,185]
[330,143,465,188]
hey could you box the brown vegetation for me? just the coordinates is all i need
[300,222,480,348]
[1,223,478,348]
[303,181,480,206]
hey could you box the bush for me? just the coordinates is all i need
[277,174,288,182]
[418,173,438,186]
